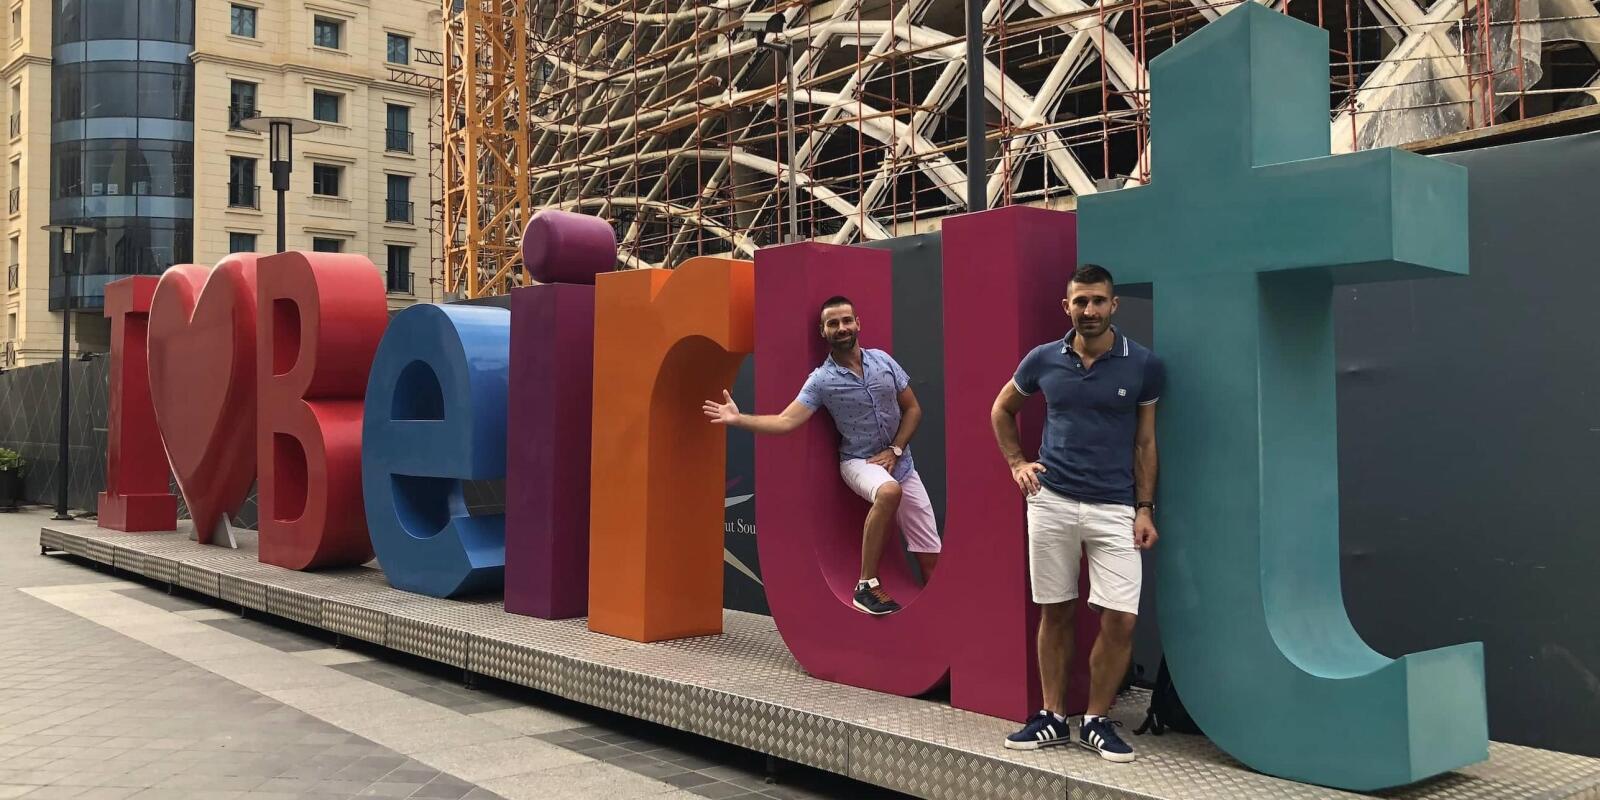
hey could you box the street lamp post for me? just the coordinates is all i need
[41,223,96,521]
[745,13,801,244]
[239,116,322,253]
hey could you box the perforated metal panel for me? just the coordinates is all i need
[219,573,267,611]
[142,553,179,585]
[322,600,387,645]
[84,538,114,565]
[177,562,220,597]
[265,584,322,626]
[37,522,1600,800]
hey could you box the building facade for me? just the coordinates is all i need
[1,0,441,369]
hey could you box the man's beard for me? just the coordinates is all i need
[831,333,857,351]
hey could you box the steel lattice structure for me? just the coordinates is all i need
[441,0,1600,294]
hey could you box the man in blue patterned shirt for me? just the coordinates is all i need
[702,296,941,615]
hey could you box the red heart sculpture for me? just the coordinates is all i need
[148,255,260,544]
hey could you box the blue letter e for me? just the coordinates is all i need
[363,304,509,597]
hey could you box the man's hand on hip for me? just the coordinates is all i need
[866,449,898,471]
[1010,461,1046,496]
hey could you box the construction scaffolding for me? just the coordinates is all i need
[441,0,1600,295]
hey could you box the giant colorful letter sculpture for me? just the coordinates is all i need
[148,255,260,545]
[505,211,614,619]
[98,276,177,531]
[1077,5,1483,789]
[588,257,754,641]
[754,208,1083,722]
[363,304,510,597]
[257,252,388,569]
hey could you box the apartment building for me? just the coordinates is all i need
[0,0,440,369]
[198,0,441,311]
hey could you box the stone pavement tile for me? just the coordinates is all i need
[415,737,590,783]
[480,761,677,800]
[410,775,478,800]
[173,609,243,622]
[296,648,373,667]
[357,714,520,756]
[468,706,590,736]
[69,790,140,800]
[683,781,762,799]
[0,788,33,800]
[355,780,428,797]
[15,788,88,800]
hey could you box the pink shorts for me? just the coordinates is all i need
[838,459,943,554]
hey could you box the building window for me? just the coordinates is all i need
[386,245,411,293]
[228,156,258,209]
[8,158,18,215]
[311,90,341,124]
[386,33,410,65]
[10,8,20,41]
[385,104,411,153]
[229,5,256,38]
[311,163,341,197]
[313,16,342,49]
[386,174,411,223]
[8,84,18,138]
[228,231,257,253]
[311,237,342,253]
[229,80,257,129]
[7,235,18,291]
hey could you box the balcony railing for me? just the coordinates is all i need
[6,263,17,291]
[385,199,414,223]
[385,128,413,153]
[229,104,258,130]
[386,268,411,293]
[6,187,16,214]
[228,182,261,209]
[7,113,18,138]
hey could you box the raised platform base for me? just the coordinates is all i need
[39,520,1600,800]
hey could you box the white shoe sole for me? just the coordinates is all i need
[851,600,895,615]
[1004,736,1069,751]
[1078,740,1136,763]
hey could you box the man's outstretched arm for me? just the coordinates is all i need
[703,390,816,435]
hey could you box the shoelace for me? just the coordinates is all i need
[869,586,896,605]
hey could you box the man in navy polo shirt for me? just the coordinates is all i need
[989,264,1163,763]
[702,296,941,616]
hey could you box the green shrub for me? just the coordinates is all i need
[0,448,25,475]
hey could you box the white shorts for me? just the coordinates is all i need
[838,460,943,554]
[1025,486,1141,613]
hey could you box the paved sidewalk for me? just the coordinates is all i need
[0,507,908,800]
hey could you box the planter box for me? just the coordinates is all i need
[0,469,21,511]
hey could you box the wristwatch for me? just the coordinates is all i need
[1135,501,1155,512]
[890,445,904,457]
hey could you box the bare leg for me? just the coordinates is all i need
[914,552,939,582]
[859,481,901,581]
[1085,609,1138,716]
[1038,600,1077,715]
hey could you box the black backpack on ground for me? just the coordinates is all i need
[1133,658,1203,736]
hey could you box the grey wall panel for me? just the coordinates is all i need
[1335,131,1600,757]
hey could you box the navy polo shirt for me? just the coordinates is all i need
[1012,327,1163,506]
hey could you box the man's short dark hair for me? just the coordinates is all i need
[1070,264,1114,291]
[819,295,854,319]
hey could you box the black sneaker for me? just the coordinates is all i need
[1004,710,1071,750]
[1079,717,1135,763]
[851,579,901,615]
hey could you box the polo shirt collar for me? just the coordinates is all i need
[824,348,869,374]
[1061,326,1129,358]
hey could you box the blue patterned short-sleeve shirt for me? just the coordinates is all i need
[795,348,914,482]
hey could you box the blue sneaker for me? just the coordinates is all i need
[1004,710,1071,751]
[1079,716,1135,762]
